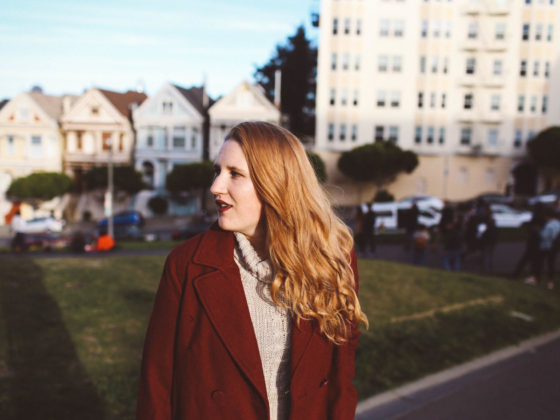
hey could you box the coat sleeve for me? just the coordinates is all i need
[328,250,361,420]
[136,252,184,420]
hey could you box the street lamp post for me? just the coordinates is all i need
[104,135,114,239]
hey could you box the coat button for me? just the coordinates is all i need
[320,378,328,387]
[211,390,225,403]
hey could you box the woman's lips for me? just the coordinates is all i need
[216,199,232,213]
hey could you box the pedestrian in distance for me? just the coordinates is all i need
[10,210,27,253]
[412,224,430,266]
[442,215,463,271]
[354,204,365,256]
[478,204,498,273]
[137,121,369,420]
[404,203,419,251]
[533,206,560,289]
[360,201,376,256]
[513,204,545,279]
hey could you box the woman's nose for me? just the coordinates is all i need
[210,174,224,196]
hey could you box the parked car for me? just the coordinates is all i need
[490,204,532,228]
[528,189,560,207]
[19,217,66,233]
[474,192,513,205]
[97,210,144,228]
[371,201,441,231]
[398,195,444,211]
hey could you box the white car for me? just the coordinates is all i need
[19,217,66,233]
[528,189,560,206]
[490,204,532,228]
[370,201,441,231]
[398,195,444,211]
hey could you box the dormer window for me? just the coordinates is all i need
[162,101,173,114]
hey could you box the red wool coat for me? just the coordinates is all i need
[136,225,360,420]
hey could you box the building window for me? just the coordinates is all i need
[432,20,440,38]
[191,127,198,149]
[488,129,499,147]
[330,89,336,106]
[378,55,388,72]
[441,93,446,109]
[328,123,335,141]
[341,89,348,106]
[493,59,502,75]
[466,57,476,74]
[354,55,361,71]
[146,128,154,147]
[431,56,438,73]
[495,23,506,40]
[331,53,337,70]
[333,18,338,35]
[443,57,449,74]
[547,24,553,41]
[30,135,42,157]
[392,56,402,72]
[342,53,349,70]
[522,23,530,40]
[533,61,540,76]
[102,132,112,151]
[545,61,550,78]
[542,95,548,114]
[418,92,424,108]
[390,91,401,108]
[445,21,452,38]
[394,20,404,37]
[388,126,399,143]
[464,93,473,110]
[7,135,15,155]
[173,126,186,148]
[527,131,535,143]
[356,19,362,35]
[380,19,390,36]
[467,21,478,39]
[485,168,496,184]
[518,95,525,112]
[344,18,351,35]
[377,91,386,107]
[514,129,523,148]
[427,127,434,144]
[375,125,384,142]
[439,127,445,144]
[91,106,99,116]
[491,94,501,111]
[421,20,428,37]
[460,127,472,145]
[415,126,422,144]
[420,56,426,73]
[520,60,527,76]
[430,92,436,108]
[353,90,359,106]
[340,123,347,141]
[162,101,173,114]
[535,24,543,41]
[351,124,358,141]
[530,95,537,113]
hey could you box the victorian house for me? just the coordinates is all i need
[132,82,209,190]
[60,88,146,187]
[208,81,280,160]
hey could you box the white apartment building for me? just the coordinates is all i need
[316,0,560,204]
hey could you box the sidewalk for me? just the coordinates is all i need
[356,329,560,420]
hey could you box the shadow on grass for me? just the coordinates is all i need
[0,257,105,420]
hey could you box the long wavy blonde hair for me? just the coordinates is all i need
[226,121,368,344]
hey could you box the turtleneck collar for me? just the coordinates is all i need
[234,232,273,284]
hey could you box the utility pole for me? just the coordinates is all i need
[104,134,114,239]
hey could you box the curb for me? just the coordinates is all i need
[356,328,560,415]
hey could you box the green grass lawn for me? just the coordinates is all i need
[0,254,559,419]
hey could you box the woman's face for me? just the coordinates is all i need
[210,140,264,239]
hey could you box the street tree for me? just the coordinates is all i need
[338,142,418,197]
[166,161,214,210]
[527,126,560,191]
[254,25,317,137]
[306,150,327,183]
[83,165,145,194]
[7,172,73,204]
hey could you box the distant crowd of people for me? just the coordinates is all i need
[354,200,560,289]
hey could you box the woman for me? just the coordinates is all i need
[137,122,368,420]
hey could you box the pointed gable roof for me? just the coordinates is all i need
[98,88,147,118]
[28,92,64,121]
[173,84,212,115]
[0,99,8,111]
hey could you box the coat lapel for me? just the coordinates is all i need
[289,317,316,377]
[191,227,268,401]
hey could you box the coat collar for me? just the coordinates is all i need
[191,224,316,395]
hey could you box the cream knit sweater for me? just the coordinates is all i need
[233,232,291,420]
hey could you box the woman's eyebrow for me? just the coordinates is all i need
[226,165,247,174]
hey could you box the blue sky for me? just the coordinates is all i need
[0,0,318,100]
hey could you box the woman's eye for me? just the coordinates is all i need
[231,171,241,178]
